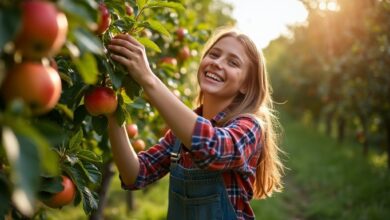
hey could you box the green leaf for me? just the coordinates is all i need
[55,103,74,120]
[83,162,101,185]
[146,1,185,12]
[62,166,85,206]
[81,186,99,214]
[65,154,79,166]
[115,96,128,126]
[73,52,99,85]
[58,0,98,27]
[73,28,103,55]
[123,75,143,100]
[0,7,21,50]
[69,129,84,152]
[120,89,132,104]
[77,149,102,164]
[2,128,39,217]
[137,37,161,53]
[109,70,125,90]
[137,0,147,10]
[31,120,65,146]
[146,19,170,37]
[3,116,59,175]
[39,176,64,194]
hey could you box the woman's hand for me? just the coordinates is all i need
[108,34,154,86]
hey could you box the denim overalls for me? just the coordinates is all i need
[167,139,238,220]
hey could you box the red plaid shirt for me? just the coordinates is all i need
[121,107,262,219]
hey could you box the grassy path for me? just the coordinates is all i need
[251,114,390,220]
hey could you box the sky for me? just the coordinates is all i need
[223,0,308,49]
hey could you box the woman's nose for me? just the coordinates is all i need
[210,58,223,69]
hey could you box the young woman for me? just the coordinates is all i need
[106,27,284,219]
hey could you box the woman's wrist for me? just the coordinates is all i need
[138,70,158,90]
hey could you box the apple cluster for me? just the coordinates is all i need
[125,123,146,153]
[1,0,67,115]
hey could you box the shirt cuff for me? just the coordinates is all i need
[119,174,143,190]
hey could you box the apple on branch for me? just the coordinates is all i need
[1,62,62,115]
[84,87,118,116]
[14,0,68,59]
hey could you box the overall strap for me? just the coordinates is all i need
[170,138,181,163]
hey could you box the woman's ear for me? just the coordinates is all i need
[239,81,248,94]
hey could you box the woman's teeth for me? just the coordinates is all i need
[206,72,223,82]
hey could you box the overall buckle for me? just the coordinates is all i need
[170,152,180,162]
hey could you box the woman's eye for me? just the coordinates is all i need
[208,52,218,58]
[229,60,239,67]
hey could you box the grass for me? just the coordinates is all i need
[46,113,390,219]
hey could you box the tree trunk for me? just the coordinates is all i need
[325,111,333,136]
[126,191,135,213]
[89,161,115,220]
[337,116,345,143]
[386,118,390,169]
[358,114,369,156]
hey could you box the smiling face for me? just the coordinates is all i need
[197,36,250,104]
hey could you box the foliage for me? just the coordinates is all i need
[0,0,234,218]
[265,0,390,166]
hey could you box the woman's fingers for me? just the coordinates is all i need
[108,43,134,59]
[109,38,137,53]
[113,34,143,47]
[110,53,127,63]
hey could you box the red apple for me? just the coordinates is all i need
[14,0,68,59]
[176,28,188,42]
[84,87,118,116]
[131,139,146,153]
[178,45,191,61]
[43,175,76,208]
[125,3,134,16]
[1,62,62,115]
[126,123,138,139]
[158,57,177,67]
[95,3,111,35]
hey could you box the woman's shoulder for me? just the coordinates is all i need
[224,113,262,131]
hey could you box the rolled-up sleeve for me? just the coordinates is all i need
[121,130,174,190]
[190,115,261,173]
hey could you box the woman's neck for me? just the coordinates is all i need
[202,95,234,120]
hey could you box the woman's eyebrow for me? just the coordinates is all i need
[210,47,244,63]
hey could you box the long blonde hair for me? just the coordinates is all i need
[197,27,284,199]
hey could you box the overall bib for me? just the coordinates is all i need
[167,139,238,220]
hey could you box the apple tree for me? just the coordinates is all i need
[0,0,235,219]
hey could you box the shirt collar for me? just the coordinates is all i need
[194,105,227,125]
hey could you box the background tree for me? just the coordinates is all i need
[265,0,390,167]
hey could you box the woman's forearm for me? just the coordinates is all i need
[143,75,198,149]
[107,115,140,186]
